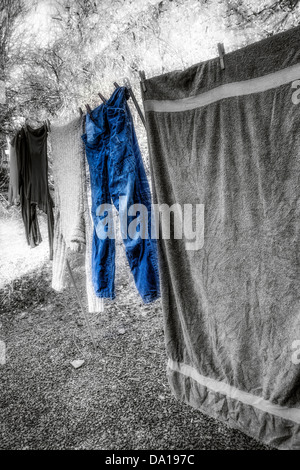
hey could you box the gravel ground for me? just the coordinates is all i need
[0,213,272,450]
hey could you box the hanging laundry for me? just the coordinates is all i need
[15,123,54,259]
[82,87,160,303]
[50,116,103,313]
[7,135,19,205]
[142,26,300,449]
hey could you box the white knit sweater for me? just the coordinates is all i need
[50,116,103,313]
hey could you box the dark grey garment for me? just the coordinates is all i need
[142,25,300,450]
[16,124,54,260]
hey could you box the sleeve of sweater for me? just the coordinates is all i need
[51,207,67,291]
[83,145,104,313]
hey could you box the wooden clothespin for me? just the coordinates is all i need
[123,77,146,128]
[85,104,92,115]
[46,118,51,132]
[78,107,83,116]
[113,82,119,88]
[139,70,146,92]
[98,92,107,103]
[217,43,225,70]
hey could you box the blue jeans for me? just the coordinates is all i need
[82,87,160,302]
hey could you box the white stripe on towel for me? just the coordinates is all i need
[168,358,300,424]
[144,63,300,113]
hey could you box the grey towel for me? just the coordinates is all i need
[142,26,300,450]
